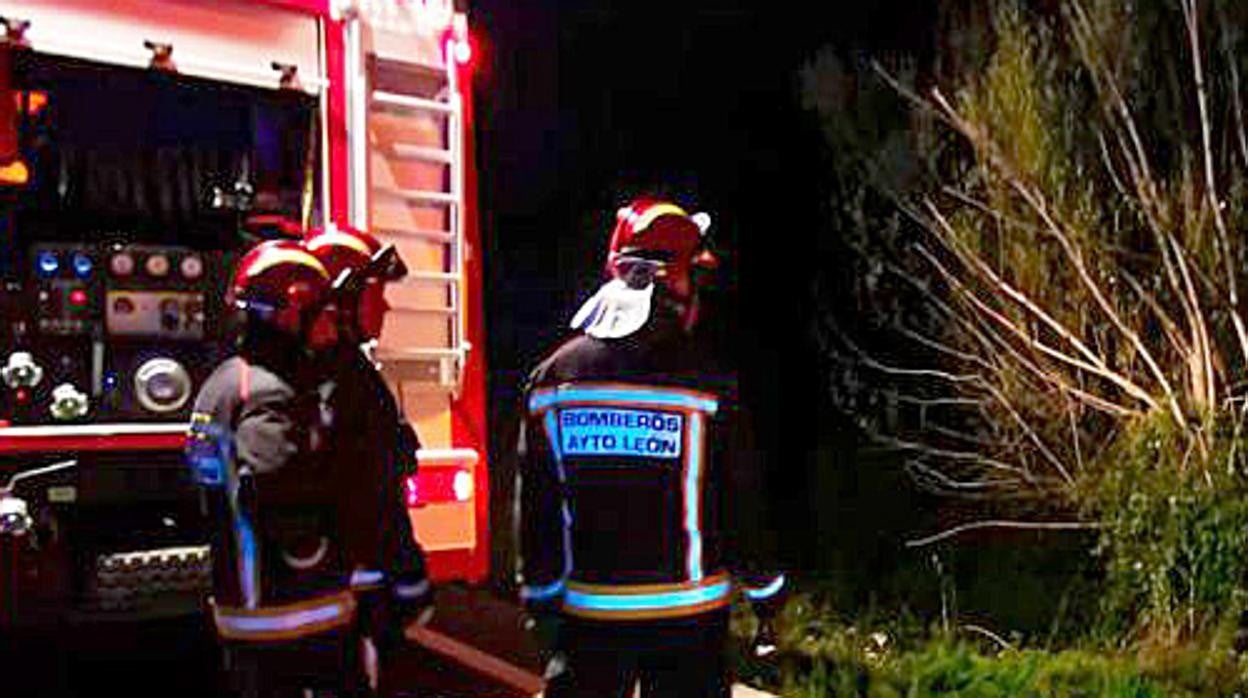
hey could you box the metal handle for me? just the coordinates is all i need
[2,458,77,495]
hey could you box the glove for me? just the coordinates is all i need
[360,636,380,692]
[751,617,779,659]
[395,580,435,634]
[366,576,433,658]
[523,608,563,670]
[744,574,788,659]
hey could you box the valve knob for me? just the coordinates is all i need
[50,383,89,420]
[2,351,44,389]
[0,495,31,537]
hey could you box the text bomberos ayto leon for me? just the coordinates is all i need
[560,408,684,458]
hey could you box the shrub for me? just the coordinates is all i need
[1077,411,1248,647]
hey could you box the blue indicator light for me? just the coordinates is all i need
[103,372,119,390]
[36,251,59,276]
[72,253,93,278]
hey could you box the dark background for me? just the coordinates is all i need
[469,0,945,603]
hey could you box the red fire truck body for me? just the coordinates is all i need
[0,0,488,614]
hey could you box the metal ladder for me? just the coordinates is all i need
[345,1,469,392]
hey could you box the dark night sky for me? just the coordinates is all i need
[469,1,941,580]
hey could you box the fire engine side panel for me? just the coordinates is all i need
[0,0,323,93]
[0,1,487,646]
[0,0,325,630]
[0,0,491,583]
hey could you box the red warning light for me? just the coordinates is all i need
[405,468,472,506]
[68,288,89,307]
[15,387,30,404]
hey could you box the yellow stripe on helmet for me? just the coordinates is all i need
[245,248,330,280]
[630,202,690,233]
[306,231,372,258]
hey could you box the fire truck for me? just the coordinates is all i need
[0,0,515,692]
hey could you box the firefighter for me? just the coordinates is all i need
[303,225,433,695]
[516,198,788,697]
[186,239,367,697]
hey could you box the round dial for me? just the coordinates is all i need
[133,358,192,414]
[179,255,204,279]
[110,252,135,277]
[145,254,170,277]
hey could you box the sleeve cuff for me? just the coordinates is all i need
[520,578,566,603]
[743,574,786,602]
[393,577,432,604]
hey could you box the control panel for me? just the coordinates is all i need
[1,241,228,426]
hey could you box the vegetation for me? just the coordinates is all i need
[797,0,1248,693]
[732,592,1248,696]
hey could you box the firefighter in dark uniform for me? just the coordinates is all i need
[516,199,788,697]
[187,239,366,697]
[304,226,433,695]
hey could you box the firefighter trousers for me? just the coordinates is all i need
[222,628,369,698]
[544,612,731,698]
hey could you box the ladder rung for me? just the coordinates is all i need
[371,51,453,81]
[373,90,454,115]
[416,448,480,467]
[374,226,454,243]
[375,186,458,206]
[377,143,454,164]
[402,271,460,284]
[377,347,464,359]
[390,305,457,316]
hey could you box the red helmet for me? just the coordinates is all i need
[607,199,718,297]
[228,239,332,334]
[303,225,383,282]
[303,225,404,341]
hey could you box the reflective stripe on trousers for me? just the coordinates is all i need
[212,590,357,642]
[562,574,732,621]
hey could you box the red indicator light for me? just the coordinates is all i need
[68,288,89,307]
[405,468,473,506]
[15,387,30,404]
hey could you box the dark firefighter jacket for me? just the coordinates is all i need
[515,312,785,623]
[324,342,431,649]
[187,347,356,643]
